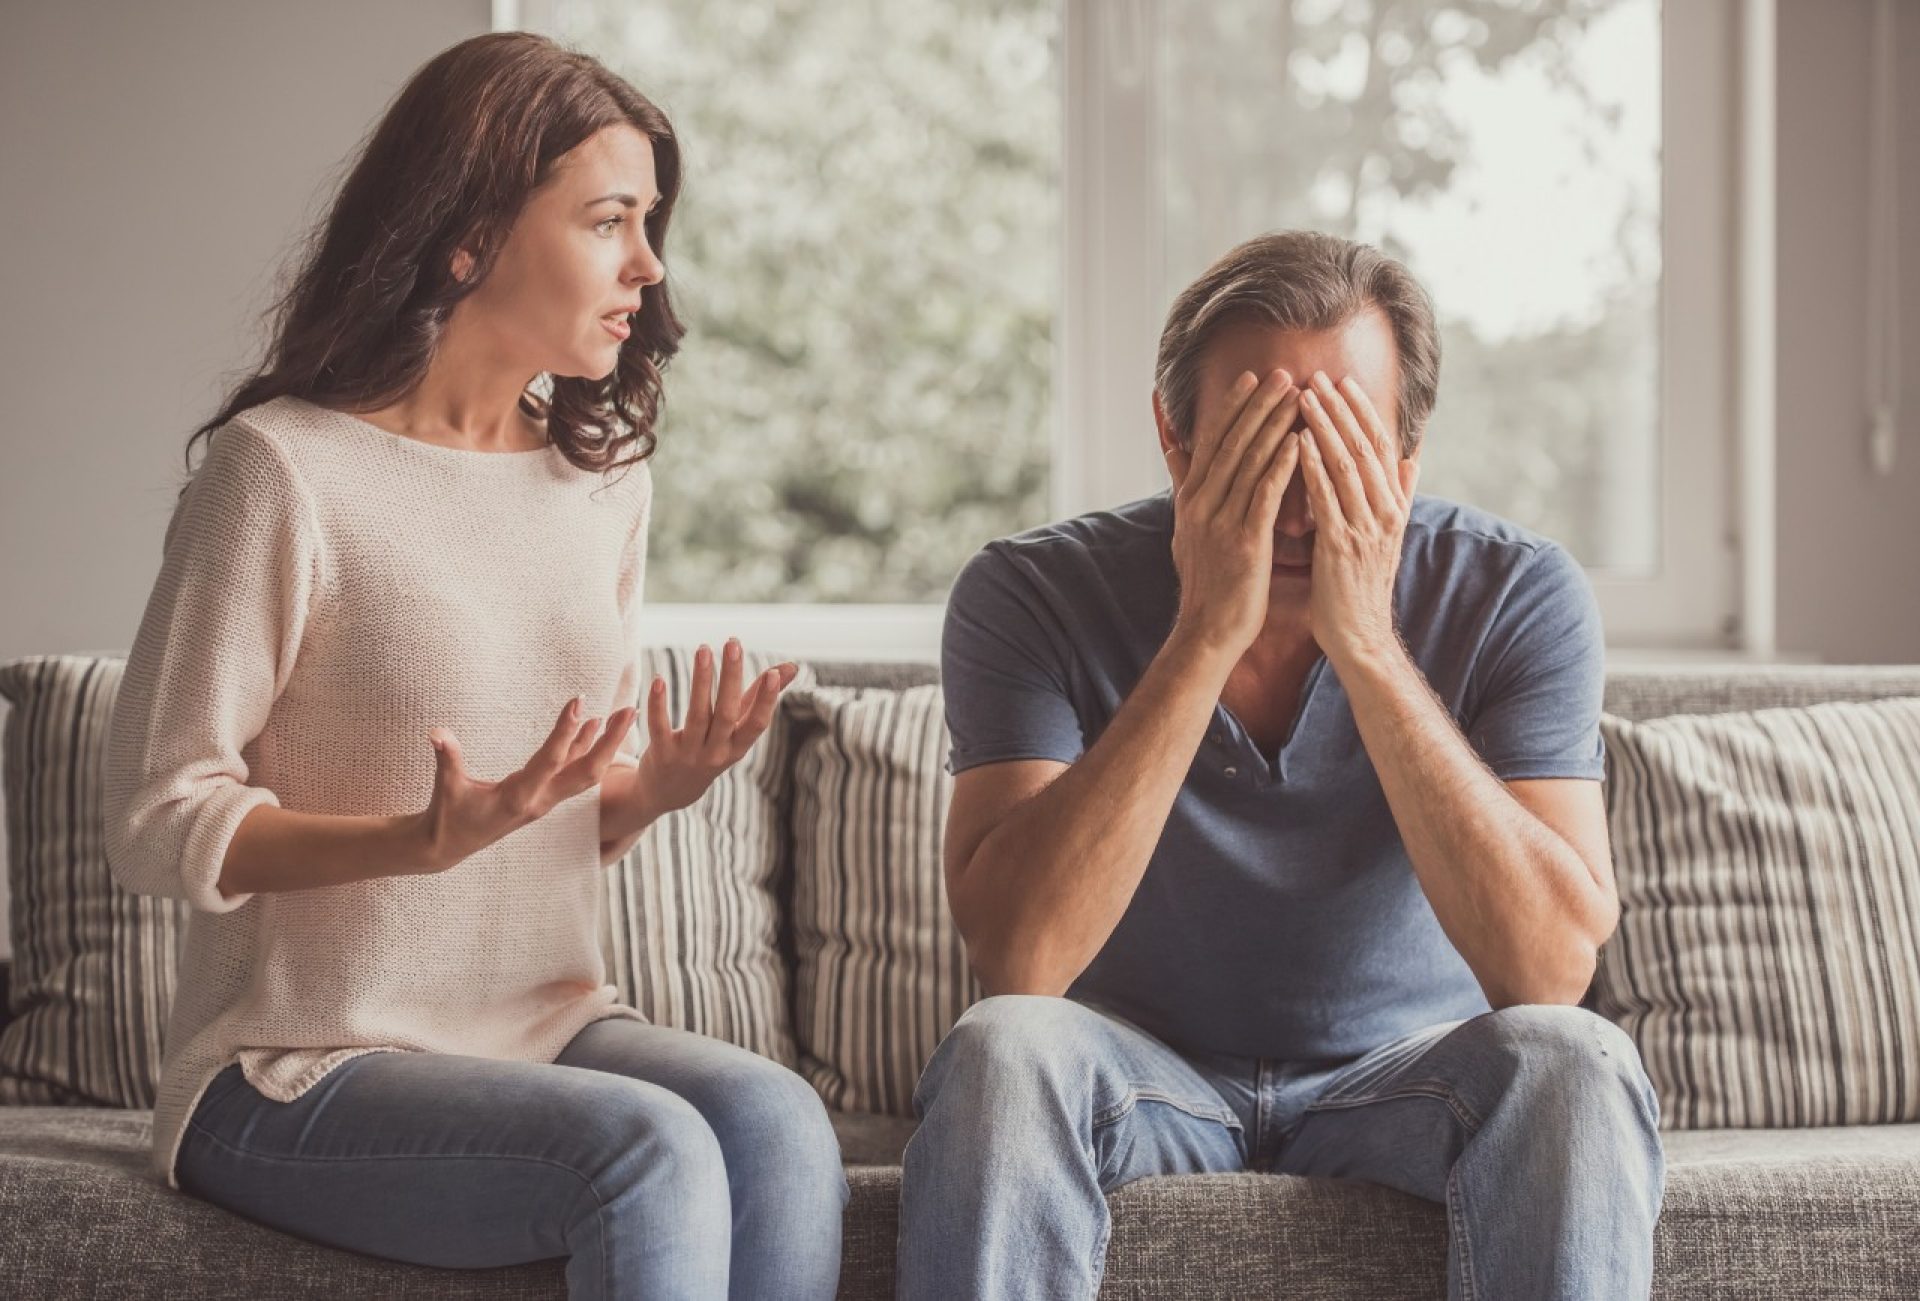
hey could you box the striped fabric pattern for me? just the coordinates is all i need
[786,684,981,1116]
[0,655,185,1107]
[1596,696,1920,1130]
[597,646,814,1067]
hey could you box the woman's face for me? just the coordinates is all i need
[455,123,665,383]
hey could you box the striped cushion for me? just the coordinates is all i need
[0,655,184,1107]
[597,646,814,1066]
[1596,697,1920,1129]
[786,684,981,1116]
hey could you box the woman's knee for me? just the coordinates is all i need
[563,1074,731,1210]
[684,1054,844,1190]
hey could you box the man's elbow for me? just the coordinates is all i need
[961,930,1076,1000]
[1486,942,1600,1010]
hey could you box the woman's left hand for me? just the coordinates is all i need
[632,638,800,817]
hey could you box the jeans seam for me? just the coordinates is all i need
[1253,1059,1270,1170]
[1087,1211,1111,1301]
[1446,1162,1477,1301]
[1091,1088,1242,1133]
[1303,1080,1484,1131]
[181,1118,613,1286]
[181,1116,608,1203]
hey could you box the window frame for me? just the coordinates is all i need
[503,0,1774,661]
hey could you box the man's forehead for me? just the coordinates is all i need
[1199,310,1399,405]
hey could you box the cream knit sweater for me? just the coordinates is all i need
[104,394,653,1190]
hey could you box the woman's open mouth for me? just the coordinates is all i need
[600,314,631,341]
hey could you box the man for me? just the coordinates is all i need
[897,230,1665,1300]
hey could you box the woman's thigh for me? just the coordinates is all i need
[176,1047,725,1271]
[556,1020,832,1143]
[553,1019,846,1196]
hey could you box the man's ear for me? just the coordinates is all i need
[1151,389,1185,456]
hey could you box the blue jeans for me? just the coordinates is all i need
[176,1018,848,1300]
[898,996,1665,1300]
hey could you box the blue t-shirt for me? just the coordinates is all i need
[940,489,1606,1062]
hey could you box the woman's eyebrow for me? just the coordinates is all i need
[582,192,662,210]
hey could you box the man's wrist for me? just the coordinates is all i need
[1326,630,1415,687]
[1161,621,1244,681]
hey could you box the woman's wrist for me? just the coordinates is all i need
[599,762,668,847]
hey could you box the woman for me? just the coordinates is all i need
[101,30,846,1300]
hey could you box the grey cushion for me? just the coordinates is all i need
[1603,663,1920,721]
[5,1107,1917,1299]
[809,660,941,691]
[815,661,1920,719]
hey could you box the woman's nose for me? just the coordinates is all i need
[630,242,665,287]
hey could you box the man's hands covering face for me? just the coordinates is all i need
[1163,368,1304,656]
[1297,370,1420,664]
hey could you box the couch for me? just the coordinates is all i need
[3,659,1918,1300]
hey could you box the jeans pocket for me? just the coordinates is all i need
[1303,1019,1466,1110]
[1093,1086,1244,1134]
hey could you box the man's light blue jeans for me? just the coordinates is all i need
[176,1018,848,1300]
[898,995,1665,1300]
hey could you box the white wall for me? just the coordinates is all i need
[1774,0,1920,662]
[2,0,1918,959]
[0,0,491,958]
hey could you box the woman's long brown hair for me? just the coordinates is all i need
[183,31,683,490]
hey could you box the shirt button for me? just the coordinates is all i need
[1223,765,1238,778]
[1211,732,1224,745]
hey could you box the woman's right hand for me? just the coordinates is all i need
[413,697,637,873]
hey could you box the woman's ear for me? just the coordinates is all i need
[451,248,476,284]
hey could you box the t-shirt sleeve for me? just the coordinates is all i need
[1463,540,1607,782]
[103,421,325,914]
[940,543,1085,776]
[607,463,653,770]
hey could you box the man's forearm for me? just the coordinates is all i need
[1335,639,1615,1007]
[953,629,1237,996]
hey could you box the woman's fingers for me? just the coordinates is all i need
[710,638,745,740]
[532,697,583,760]
[576,706,635,776]
[685,644,715,740]
[740,665,787,736]
[645,674,671,743]
[429,727,465,781]
[743,669,780,731]
[565,714,603,762]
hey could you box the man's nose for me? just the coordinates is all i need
[1274,474,1315,537]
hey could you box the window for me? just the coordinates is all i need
[507,0,1759,656]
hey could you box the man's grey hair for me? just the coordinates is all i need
[1154,230,1441,457]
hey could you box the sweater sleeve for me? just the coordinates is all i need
[607,462,653,769]
[104,420,326,914]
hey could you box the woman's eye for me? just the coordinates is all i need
[596,215,625,235]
